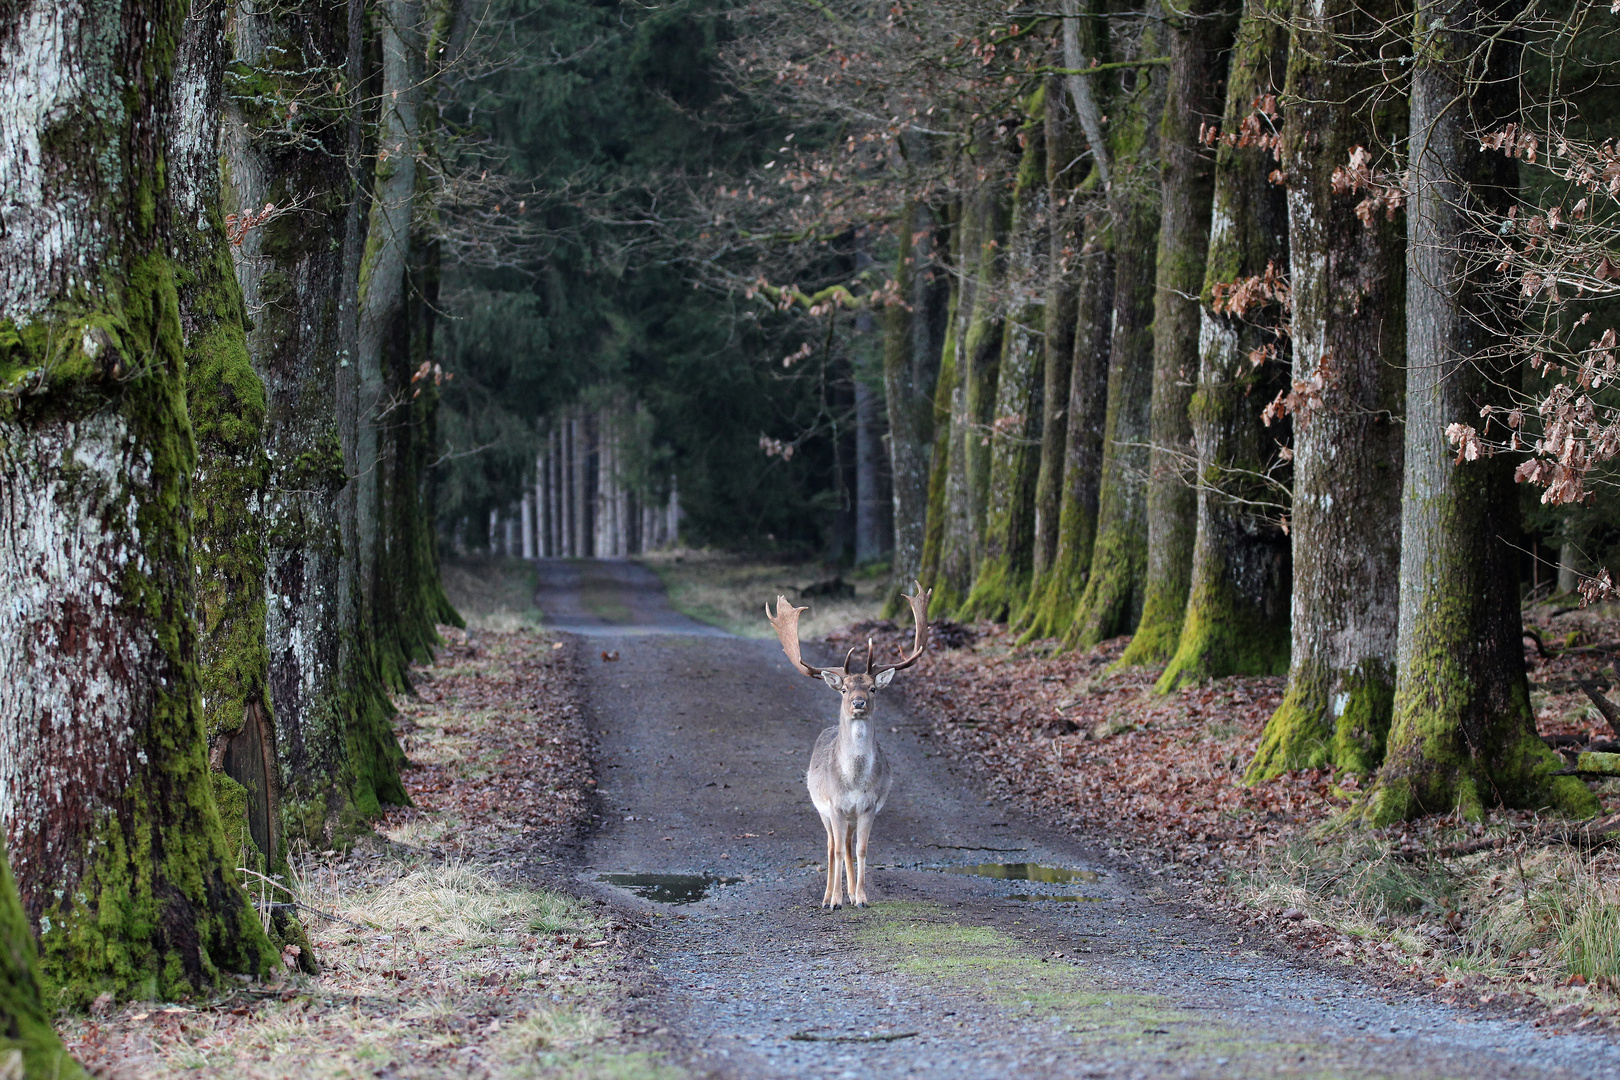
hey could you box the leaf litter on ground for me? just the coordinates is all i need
[832,604,1620,1035]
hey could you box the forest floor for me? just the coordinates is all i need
[59,558,677,1080]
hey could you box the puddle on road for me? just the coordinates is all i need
[597,873,740,904]
[1006,893,1104,903]
[942,862,1102,883]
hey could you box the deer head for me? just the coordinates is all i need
[766,581,931,719]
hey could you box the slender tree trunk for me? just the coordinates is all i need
[1067,30,1168,648]
[0,0,274,1003]
[855,369,886,564]
[1019,206,1115,641]
[960,158,1010,589]
[0,845,84,1076]
[1119,0,1238,667]
[1367,0,1593,822]
[1158,0,1293,693]
[964,93,1048,620]
[1246,0,1406,769]
[1018,84,1083,630]
[883,197,946,608]
[917,202,963,611]
[936,185,993,613]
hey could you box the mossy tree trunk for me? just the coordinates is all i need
[224,0,407,845]
[1246,0,1406,771]
[1066,26,1167,649]
[882,196,948,616]
[173,0,288,886]
[0,0,275,1004]
[1119,0,1239,668]
[0,846,84,1076]
[1366,0,1595,823]
[963,93,1048,621]
[1157,0,1293,693]
[917,201,963,610]
[1017,83,1084,631]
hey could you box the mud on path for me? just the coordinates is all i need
[537,559,1619,1080]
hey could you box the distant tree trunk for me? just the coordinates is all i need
[1019,207,1115,641]
[964,92,1048,621]
[1067,34,1167,648]
[1017,83,1083,631]
[883,197,947,610]
[1158,0,1293,693]
[1118,0,1238,667]
[855,338,887,565]
[1246,0,1405,770]
[1367,0,1594,823]
[0,845,84,1076]
[0,0,273,1003]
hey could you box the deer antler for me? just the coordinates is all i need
[874,581,931,675]
[767,595,823,677]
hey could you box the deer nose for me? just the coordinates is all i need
[851,697,869,712]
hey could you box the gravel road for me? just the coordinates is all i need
[535,558,1619,1080]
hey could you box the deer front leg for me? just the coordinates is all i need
[853,813,875,907]
[840,818,859,909]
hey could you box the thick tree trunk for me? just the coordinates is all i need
[228,0,407,843]
[1067,37,1167,648]
[1367,0,1594,822]
[0,0,273,1003]
[964,93,1048,621]
[1247,0,1406,770]
[1018,84,1083,630]
[1118,0,1238,667]
[0,846,84,1075]
[883,198,947,611]
[1158,0,1293,693]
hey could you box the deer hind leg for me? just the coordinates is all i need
[840,818,859,908]
[820,815,838,909]
[853,813,875,907]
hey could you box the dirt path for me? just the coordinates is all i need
[537,559,1619,1080]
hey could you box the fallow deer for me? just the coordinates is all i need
[766,583,930,909]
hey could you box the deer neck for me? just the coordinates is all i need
[835,710,878,775]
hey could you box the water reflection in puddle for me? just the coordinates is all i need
[942,862,1102,883]
[597,873,740,904]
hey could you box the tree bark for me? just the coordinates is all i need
[1157,0,1293,693]
[0,0,274,1003]
[855,367,887,564]
[1118,0,1238,667]
[959,153,1011,594]
[964,93,1048,621]
[1066,28,1168,648]
[1367,0,1594,822]
[917,202,963,612]
[1246,0,1406,770]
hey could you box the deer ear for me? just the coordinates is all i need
[874,667,896,689]
[819,670,845,691]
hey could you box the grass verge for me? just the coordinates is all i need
[61,627,680,1079]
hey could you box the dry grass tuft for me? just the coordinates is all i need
[640,549,884,639]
